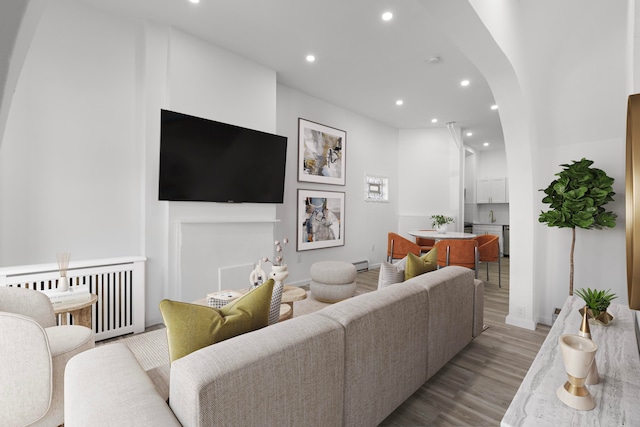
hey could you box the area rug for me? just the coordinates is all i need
[117,328,169,371]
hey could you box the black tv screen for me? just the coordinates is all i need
[159,109,287,203]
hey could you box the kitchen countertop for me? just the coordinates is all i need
[472,222,509,226]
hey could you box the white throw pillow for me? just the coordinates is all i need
[377,261,405,290]
[393,256,408,270]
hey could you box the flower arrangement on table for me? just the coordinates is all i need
[431,215,454,233]
[263,237,289,267]
[250,238,290,287]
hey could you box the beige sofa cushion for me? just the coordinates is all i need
[170,313,344,427]
[406,266,475,379]
[316,282,430,427]
[64,343,180,427]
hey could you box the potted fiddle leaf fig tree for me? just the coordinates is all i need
[539,158,617,298]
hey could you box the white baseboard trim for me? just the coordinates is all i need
[505,314,537,331]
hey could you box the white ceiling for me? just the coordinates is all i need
[80,0,504,152]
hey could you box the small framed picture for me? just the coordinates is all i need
[298,118,346,185]
[297,189,345,251]
[364,174,389,202]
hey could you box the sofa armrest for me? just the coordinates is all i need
[473,279,485,337]
[64,343,180,427]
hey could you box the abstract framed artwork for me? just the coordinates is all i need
[298,118,346,185]
[297,189,345,251]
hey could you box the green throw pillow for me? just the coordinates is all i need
[404,249,437,280]
[159,279,274,363]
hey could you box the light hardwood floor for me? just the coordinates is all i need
[369,258,551,426]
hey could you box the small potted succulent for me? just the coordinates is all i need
[575,287,617,326]
[431,215,454,234]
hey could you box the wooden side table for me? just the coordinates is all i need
[281,285,307,319]
[53,294,98,328]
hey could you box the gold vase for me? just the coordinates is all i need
[578,307,614,326]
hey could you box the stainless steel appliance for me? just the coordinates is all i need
[503,225,510,256]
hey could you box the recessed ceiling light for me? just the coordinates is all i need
[189,0,200,3]
[306,55,315,62]
[483,142,490,147]
[466,132,473,137]
[382,11,393,21]
[491,104,498,110]
[431,118,438,123]
[460,79,470,87]
[396,100,403,106]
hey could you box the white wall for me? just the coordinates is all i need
[468,0,629,325]
[419,0,629,329]
[1,0,141,264]
[477,149,507,178]
[0,1,281,325]
[0,0,403,327]
[397,128,462,235]
[276,85,400,276]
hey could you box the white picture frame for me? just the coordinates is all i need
[297,189,345,251]
[298,118,346,185]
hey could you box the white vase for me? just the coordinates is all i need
[270,264,289,285]
[436,224,448,234]
[57,276,69,292]
[556,334,598,410]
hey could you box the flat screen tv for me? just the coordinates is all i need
[159,109,287,203]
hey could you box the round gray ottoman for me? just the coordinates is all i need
[310,261,357,303]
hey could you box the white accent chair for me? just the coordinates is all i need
[0,287,95,427]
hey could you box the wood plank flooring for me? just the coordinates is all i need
[362,258,551,427]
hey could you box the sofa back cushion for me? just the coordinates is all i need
[316,283,430,427]
[170,313,344,427]
[405,266,475,378]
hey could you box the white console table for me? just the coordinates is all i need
[501,296,640,426]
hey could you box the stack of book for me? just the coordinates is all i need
[42,285,92,305]
[207,289,243,308]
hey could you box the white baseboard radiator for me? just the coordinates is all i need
[0,256,146,341]
[353,260,369,272]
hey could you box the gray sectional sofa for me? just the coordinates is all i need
[64,266,483,427]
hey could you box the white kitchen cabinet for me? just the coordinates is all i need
[476,177,507,203]
[472,224,504,256]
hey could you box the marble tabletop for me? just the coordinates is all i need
[407,230,476,240]
[501,296,640,426]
